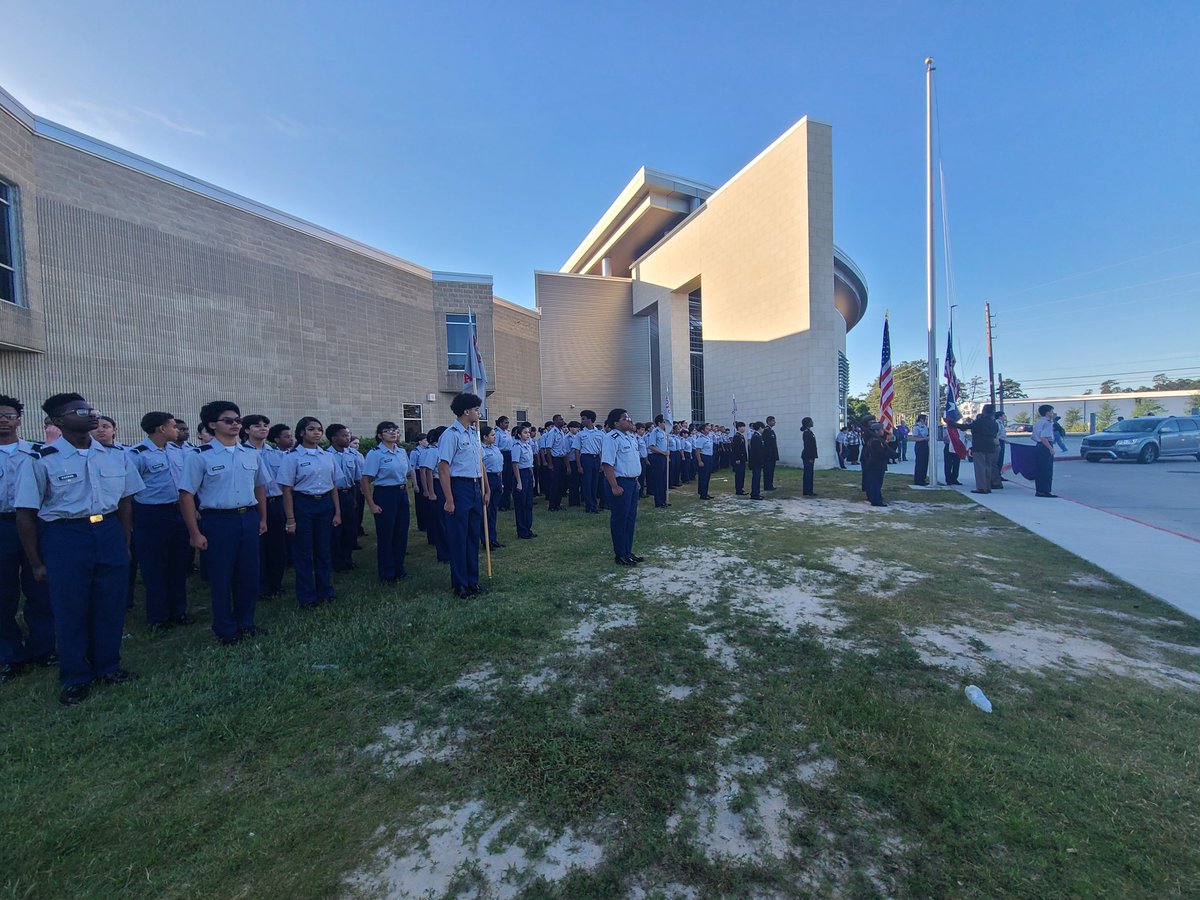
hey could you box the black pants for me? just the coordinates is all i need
[733,461,746,494]
[750,466,763,498]
[803,459,815,495]
[1035,444,1054,494]
[913,441,929,485]
[944,447,961,484]
[331,488,357,569]
[764,459,776,490]
[549,457,567,510]
[865,468,885,505]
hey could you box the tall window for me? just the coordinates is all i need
[446,311,476,371]
[515,409,528,423]
[689,289,705,421]
[0,180,18,305]
[838,351,850,426]
[402,404,423,442]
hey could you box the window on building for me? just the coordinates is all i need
[689,289,705,421]
[0,180,19,305]
[515,409,528,423]
[403,404,423,442]
[838,351,850,426]
[446,312,476,371]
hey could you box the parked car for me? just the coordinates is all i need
[1007,423,1033,434]
[1080,416,1200,463]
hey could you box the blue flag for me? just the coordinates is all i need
[1008,441,1037,480]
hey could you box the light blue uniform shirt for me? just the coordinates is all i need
[496,429,514,452]
[648,427,668,455]
[601,430,642,478]
[179,442,269,510]
[0,440,37,513]
[1032,417,1055,444]
[257,444,285,498]
[549,427,570,458]
[438,421,482,477]
[277,446,337,494]
[329,447,363,489]
[512,439,535,469]
[668,435,680,452]
[363,443,410,487]
[695,433,714,456]
[129,438,181,504]
[578,427,604,455]
[569,432,582,456]
[637,434,649,459]
[16,437,144,522]
[911,423,930,440]
[408,447,422,473]
[482,445,504,474]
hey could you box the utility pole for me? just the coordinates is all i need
[997,371,1004,414]
[985,301,997,407]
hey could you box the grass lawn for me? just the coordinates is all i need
[2,467,1198,898]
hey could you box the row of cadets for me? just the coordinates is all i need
[418,426,450,563]
[693,423,715,499]
[509,421,537,539]
[0,394,55,685]
[479,425,504,550]
[248,419,293,598]
[576,410,605,514]
[545,414,570,512]
[14,393,146,705]
[276,417,341,611]
[407,433,428,533]
[436,392,488,598]
[494,415,515,512]
[601,408,644,567]
[730,421,748,494]
[361,420,411,583]
[647,414,670,507]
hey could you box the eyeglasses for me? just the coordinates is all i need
[217,416,243,425]
[0,412,20,420]
[57,408,99,418]
[380,427,400,434]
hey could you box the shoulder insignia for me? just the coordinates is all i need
[131,445,147,454]
[241,441,252,448]
[288,447,298,453]
[34,445,59,458]
[199,444,214,452]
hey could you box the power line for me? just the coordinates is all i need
[991,236,1200,299]
[1003,270,1200,313]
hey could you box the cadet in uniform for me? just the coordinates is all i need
[179,401,270,645]
[438,393,488,598]
[601,408,644,566]
[421,427,450,563]
[362,420,412,583]
[547,415,570,511]
[409,434,428,533]
[326,424,362,572]
[480,424,504,549]
[801,416,818,496]
[259,423,292,596]
[495,416,514,512]
[763,416,779,491]
[0,394,54,682]
[748,422,765,499]
[277,417,340,609]
[15,393,143,705]
[731,422,748,495]
[576,410,604,513]
[911,414,930,486]
[566,421,583,507]
[694,423,715,499]
[129,412,192,630]
[510,423,537,539]
[647,415,669,507]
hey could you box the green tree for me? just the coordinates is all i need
[1013,411,1031,424]
[862,360,946,425]
[1099,379,1121,394]
[1096,401,1118,430]
[846,396,871,421]
[1062,407,1085,432]
[1189,393,1200,415]
[1132,397,1166,417]
[999,377,1027,400]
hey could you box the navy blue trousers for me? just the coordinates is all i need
[1035,445,1054,494]
[430,481,450,562]
[865,469,885,505]
[261,496,287,594]
[698,455,713,496]
[751,466,763,498]
[485,472,502,546]
[514,469,534,537]
[444,478,483,589]
[292,493,335,607]
[913,441,930,484]
[0,517,54,665]
[581,454,600,512]
[41,516,128,686]
[132,501,190,625]
[764,459,777,491]
[803,459,815,495]
[609,477,639,558]
[200,508,260,639]
[331,488,357,569]
[499,450,514,511]
[732,462,746,494]
[373,485,409,580]
[649,455,667,506]
[549,457,567,510]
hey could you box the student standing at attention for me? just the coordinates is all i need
[438,394,489,598]
[277,417,340,610]
[510,423,537,540]
[361,420,412,583]
[601,408,644,567]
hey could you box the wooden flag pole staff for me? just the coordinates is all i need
[474,417,493,579]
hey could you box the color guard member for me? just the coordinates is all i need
[278,417,340,610]
[601,408,643,567]
[362,420,412,583]
[438,393,488,598]
[510,422,537,539]
[326,424,362,572]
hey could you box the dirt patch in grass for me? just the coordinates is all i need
[346,800,604,898]
[367,721,468,771]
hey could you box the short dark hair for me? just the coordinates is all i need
[267,423,291,442]
[981,404,995,416]
[427,425,446,444]
[295,416,323,438]
[199,401,240,430]
[802,417,813,428]
[495,416,509,426]
[242,414,271,430]
[766,415,776,423]
[580,409,596,423]
[198,423,215,438]
[605,408,626,428]
[480,424,493,438]
[98,415,117,430]
[735,420,745,428]
[451,392,482,416]
[654,414,665,426]
[1038,404,1054,416]
[375,420,399,437]
[0,395,23,416]
[42,393,86,417]
[568,420,580,429]
[513,422,530,439]
[141,411,175,434]
[325,423,349,439]
[414,432,427,442]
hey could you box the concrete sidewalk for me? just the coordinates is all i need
[877,450,1200,621]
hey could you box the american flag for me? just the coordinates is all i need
[943,325,960,421]
[878,315,894,432]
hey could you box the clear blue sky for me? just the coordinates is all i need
[5,1,1198,399]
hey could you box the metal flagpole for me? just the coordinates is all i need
[925,56,940,485]
[466,306,492,578]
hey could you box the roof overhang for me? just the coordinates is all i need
[562,167,715,277]
[834,245,868,332]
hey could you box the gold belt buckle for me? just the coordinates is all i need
[89,514,104,524]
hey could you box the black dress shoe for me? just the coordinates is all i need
[1036,492,1058,498]
[615,555,635,566]
[454,587,471,599]
[0,662,25,683]
[217,633,243,646]
[629,554,645,563]
[174,613,195,626]
[240,626,267,638]
[468,584,488,595]
[622,555,640,565]
[60,683,91,705]
[529,532,538,538]
[99,668,139,685]
[32,652,58,668]
[518,534,533,540]
[148,622,172,634]
[490,542,504,549]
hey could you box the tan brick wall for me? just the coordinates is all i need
[490,298,541,425]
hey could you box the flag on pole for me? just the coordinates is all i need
[731,395,738,422]
[943,325,968,459]
[465,312,488,420]
[664,389,674,428]
[879,315,895,433]
[1007,441,1037,480]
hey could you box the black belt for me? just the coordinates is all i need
[337,487,353,493]
[0,511,16,520]
[582,453,600,458]
[267,495,282,503]
[134,500,178,508]
[298,491,330,500]
[374,483,406,490]
[451,476,480,483]
[203,507,253,515]
[48,513,114,525]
